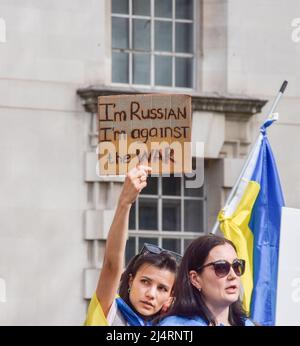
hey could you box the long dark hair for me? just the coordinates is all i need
[165,234,248,326]
[119,251,178,315]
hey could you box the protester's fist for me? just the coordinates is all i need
[119,165,152,206]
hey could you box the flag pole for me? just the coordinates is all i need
[211,81,288,234]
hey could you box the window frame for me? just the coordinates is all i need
[127,175,207,257]
[110,0,197,90]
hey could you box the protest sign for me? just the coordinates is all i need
[98,94,192,175]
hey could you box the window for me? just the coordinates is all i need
[111,0,195,88]
[126,174,206,263]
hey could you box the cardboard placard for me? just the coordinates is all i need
[98,94,192,175]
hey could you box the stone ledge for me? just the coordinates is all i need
[83,268,100,299]
[77,85,267,119]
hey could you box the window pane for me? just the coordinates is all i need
[162,238,181,254]
[138,237,158,252]
[133,54,150,85]
[184,200,204,232]
[162,176,181,196]
[125,237,136,265]
[112,17,129,49]
[141,177,158,195]
[133,0,150,16]
[175,23,193,53]
[129,202,136,229]
[155,56,172,86]
[155,21,172,51]
[133,19,151,51]
[139,198,158,230]
[176,0,193,19]
[112,0,129,14]
[162,199,181,231]
[155,0,172,18]
[175,57,193,88]
[184,238,194,251]
[112,52,129,83]
[184,176,204,197]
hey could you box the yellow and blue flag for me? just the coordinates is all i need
[218,118,284,326]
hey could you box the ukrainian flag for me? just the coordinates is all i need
[218,118,284,326]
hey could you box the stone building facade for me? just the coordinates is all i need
[0,0,299,325]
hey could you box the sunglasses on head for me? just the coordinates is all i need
[139,243,182,263]
[197,259,246,278]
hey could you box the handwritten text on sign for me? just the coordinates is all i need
[98,94,192,175]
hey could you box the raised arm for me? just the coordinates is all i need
[96,165,151,316]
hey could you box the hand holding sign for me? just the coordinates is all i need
[118,165,152,206]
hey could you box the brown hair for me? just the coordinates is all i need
[119,251,178,315]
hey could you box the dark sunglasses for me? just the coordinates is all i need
[197,259,246,278]
[139,243,182,263]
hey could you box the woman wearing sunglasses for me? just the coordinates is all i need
[84,165,179,326]
[159,234,255,326]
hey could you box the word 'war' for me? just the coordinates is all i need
[103,148,176,164]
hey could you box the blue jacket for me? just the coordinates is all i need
[159,315,255,326]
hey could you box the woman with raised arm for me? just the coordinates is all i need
[84,165,179,326]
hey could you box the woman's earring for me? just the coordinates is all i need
[128,287,131,293]
[198,287,202,292]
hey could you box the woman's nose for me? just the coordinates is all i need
[228,266,237,279]
[146,286,156,298]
